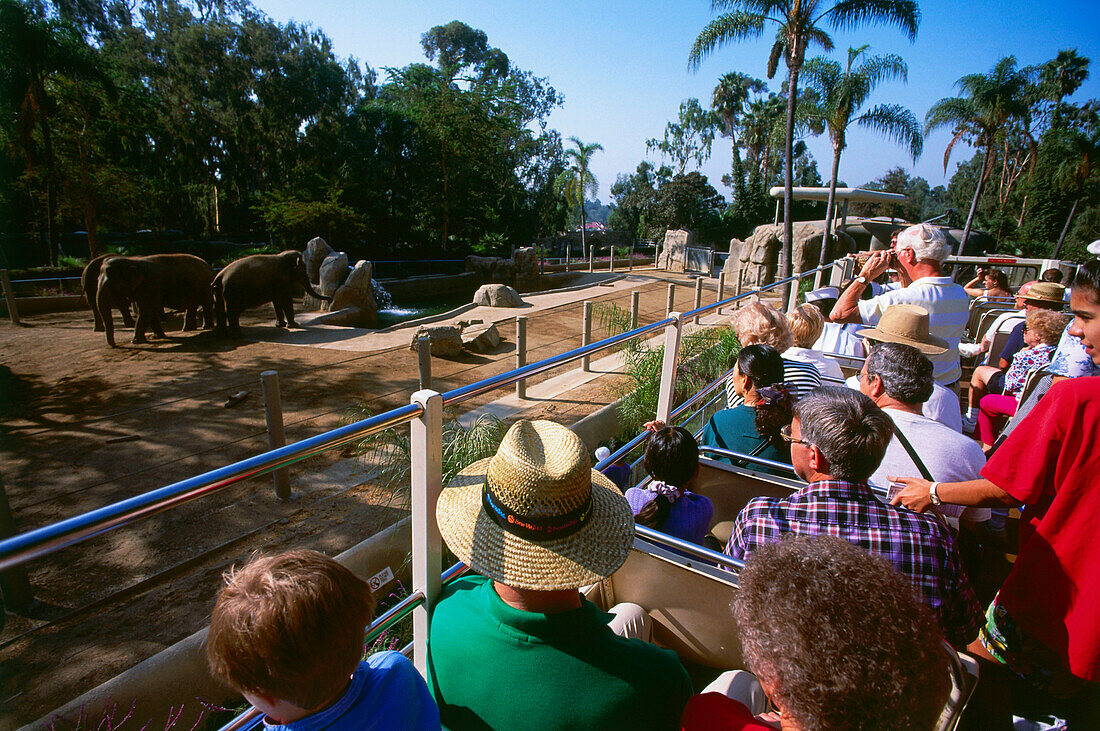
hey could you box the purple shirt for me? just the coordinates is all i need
[726,480,981,647]
[625,484,714,546]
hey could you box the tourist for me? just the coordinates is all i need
[891,257,1100,727]
[960,280,1034,360]
[964,268,1013,299]
[428,419,692,730]
[703,344,793,475]
[626,424,714,546]
[725,386,981,647]
[1041,267,1064,284]
[831,223,969,385]
[974,308,1068,447]
[859,341,990,529]
[727,301,820,403]
[784,303,844,380]
[206,550,440,730]
[681,536,950,730]
[806,286,866,358]
[595,445,632,492]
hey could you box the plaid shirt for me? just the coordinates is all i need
[726,480,981,647]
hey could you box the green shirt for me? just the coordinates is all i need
[700,405,791,477]
[427,575,692,730]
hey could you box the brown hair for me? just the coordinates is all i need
[732,301,794,352]
[206,549,376,709]
[1026,308,1070,347]
[786,304,825,348]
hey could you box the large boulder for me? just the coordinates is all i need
[318,252,350,305]
[473,284,524,308]
[409,326,464,357]
[305,237,335,284]
[513,246,541,291]
[311,306,373,328]
[465,255,515,285]
[658,229,696,272]
[723,222,857,288]
[461,322,502,353]
[327,260,378,327]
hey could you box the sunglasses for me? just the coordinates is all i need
[779,424,810,446]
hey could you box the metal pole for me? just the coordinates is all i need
[410,389,443,677]
[694,278,703,324]
[1,270,20,326]
[588,243,594,273]
[666,284,675,317]
[515,316,527,399]
[565,243,571,272]
[717,271,726,315]
[260,371,292,500]
[581,301,593,372]
[629,241,635,271]
[609,245,615,273]
[656,314,683,423]
[0,471,33,613]
[630,291,640,329]
[417,336,432,390]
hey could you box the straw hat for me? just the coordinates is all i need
[1022,281,1066,305]
[856,304,949,355]
[436,419,634,591]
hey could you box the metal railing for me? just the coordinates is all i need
[0,259,843,723]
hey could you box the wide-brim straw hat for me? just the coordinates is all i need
[856,304,949,355]
[1022,281,1066,304]
[436,419,634,591]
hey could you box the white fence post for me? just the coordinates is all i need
[655,314,682,424]
[630,290,640,329]
[581,301,593,372]
[566,243,571,272]
[261,370,292,500]
[666,284,675,317]
[515,316,527,399]
[717,271,726,315]
[786,273,801,313]
[693,278,703,324]
[411,389,443,677]
[609,246,615,273]
[417,336,432,390]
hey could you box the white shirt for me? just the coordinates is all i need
[858,276,970,384]
[870,409,991,525]
[845,375,962,433]
[813,322,866,359]
[785,346,845,381]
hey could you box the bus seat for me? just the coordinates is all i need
[984,328,1015,366]
[692,458,799,530]
[937,645,980,731]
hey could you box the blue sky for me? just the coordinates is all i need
[256,0,1100,203]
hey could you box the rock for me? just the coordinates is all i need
[319,252,350,304]
[305,237,335,283]
[473,284,524,308]
[465,255,515,285]
[722,222,856,289]
[513,246,541,291]
[461,322,501,353]
[455,319,484,329]
[329,260,378,327]
[658,230,696,272]
[409,326,464,357]
[312,306,376,328]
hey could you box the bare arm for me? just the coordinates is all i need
[964,286,986,297]
[830,251,891,324]
[889,476,1018,513]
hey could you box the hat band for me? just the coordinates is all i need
[482,484,593,542]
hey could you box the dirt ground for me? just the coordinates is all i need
[0,272,710,727]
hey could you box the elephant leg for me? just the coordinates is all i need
[133,310,150,344]
[150,307,167,339]
[121,303,135,328]
[228,306,243,338]
[277,296,297,328]
[201,301,214,330]
[274,298,289,328]
[183,307,198,331]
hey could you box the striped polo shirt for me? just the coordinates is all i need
[858,276,969,384]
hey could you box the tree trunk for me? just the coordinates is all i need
[780,65,800,300]
[818,143,843,275]
[1052,196,1079,259]
[580,194,587,259]
[960,147,991,256]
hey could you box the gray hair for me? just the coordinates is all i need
[794,387,893,481]
[896,224,950,264]
[865,343,934,405]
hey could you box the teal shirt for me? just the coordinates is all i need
[427,575,692,730]
[700,405,792,476]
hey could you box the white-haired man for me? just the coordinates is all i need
[831,224,969,385]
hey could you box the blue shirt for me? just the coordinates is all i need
[262,652,440,731]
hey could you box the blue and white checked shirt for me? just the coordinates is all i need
[726,480,982,647]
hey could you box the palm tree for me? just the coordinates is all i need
[555,136,604,258]
[803,45,922,275]
[925,56,1033,255]
[689,0,919,293]
[712,72,768,205]
[1051,122,1100,257]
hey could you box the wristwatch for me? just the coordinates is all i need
[929,482,942,506]
[855,276,869,285]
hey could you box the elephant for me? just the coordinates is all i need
[96,254,215,347]
[82,254,134,332]
[213,250,331,338]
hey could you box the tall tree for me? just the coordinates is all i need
[646,98,717,174]
[555,136,603,257]
[925,56,1036,254]
[712,72,767,204]
[688,0,919,295]
[803,45,921,272]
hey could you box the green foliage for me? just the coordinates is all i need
[650,171,729,244]
[646,98,717,175]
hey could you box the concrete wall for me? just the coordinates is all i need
[378,272,480,301]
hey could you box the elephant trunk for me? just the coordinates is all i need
[300,277,331,302]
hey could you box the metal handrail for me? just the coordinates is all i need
[698,446,798,475]
[681,261,837,322]
[635,525,744,571]
[0,404,424,571]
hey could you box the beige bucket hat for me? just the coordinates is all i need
[856,304,949,355]
[436,419,634,591]
[1022,281,1066,305]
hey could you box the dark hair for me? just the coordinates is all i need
[1075,259,1100,302]
[865,343,934,405]
[640,426,699,528]
[734,535,949,730]
[794,387,894,481]
[737,344,792,446]
[985,268,1010,290]
[1041,268,1063,283]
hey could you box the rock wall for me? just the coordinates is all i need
[464,246,541,291]
[722,222,857,288]
[658,229,696,272]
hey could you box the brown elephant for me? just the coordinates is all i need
[82,254,135,331]
[96,254,215,347]
[213,250,330,338]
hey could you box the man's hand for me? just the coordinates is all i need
[888,476,935,513]
[860,250,893,281]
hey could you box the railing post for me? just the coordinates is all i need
[609,246,615,273]
[693,278,703,324]
[630,290,640,329]
[1,270,20,326]
[717,271,726,315]
[581,301,593,372]
[0,471,33,613]
[515,316,527,399]
[539,247,544,276]
[410,389,443,677]
[588,243,594,272]
[666,284,675,317]
[786,273,801,313]
[735,267,745,298]
[417,336,432,390]
[565,243,571,272]
[261,371,292,500]
[656,314,683,423]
